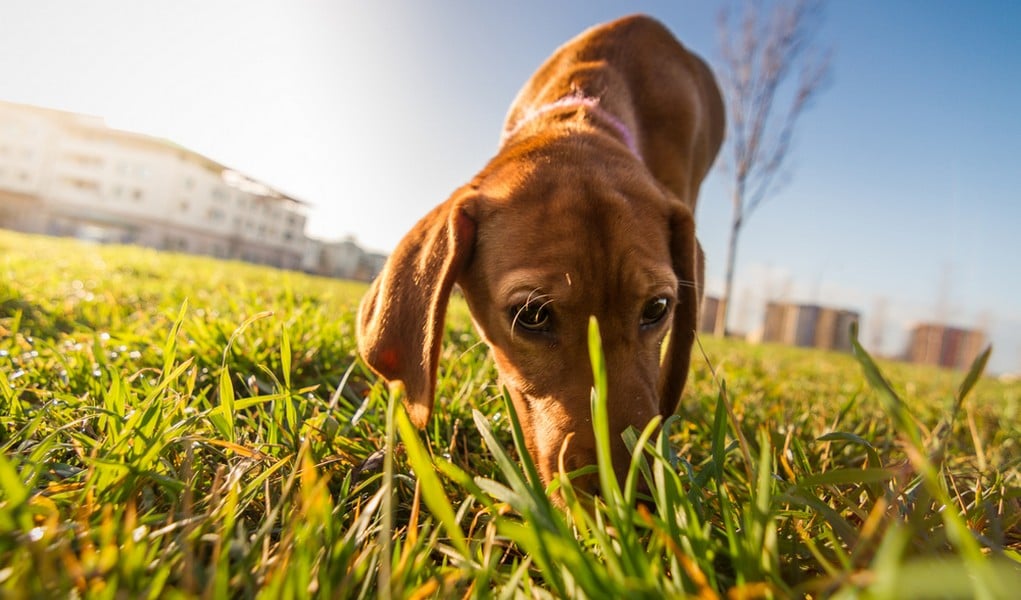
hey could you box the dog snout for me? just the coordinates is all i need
[555,414,657,498]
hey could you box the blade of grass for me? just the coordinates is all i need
[280,324,292,391]
[850,323,1002,599]
[849,322,922,449]
[817,432,883,469]
[378,384,396,600]
[938,345,993,460]
[587,317,622,506]
[498,388,548,501]
[161,300,188,381]
[622,416,660,505]
[217,366,236,443]
[394,403,470,559]
[471,408,552,528]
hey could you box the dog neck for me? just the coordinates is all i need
[501,93,640,158]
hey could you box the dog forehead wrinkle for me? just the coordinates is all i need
[501,224,663,320]
[594,207,675,289]
[637,266,679,298]
[497,269,572,304]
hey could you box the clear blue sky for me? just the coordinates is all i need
[1,1,1018,373]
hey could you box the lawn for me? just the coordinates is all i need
[0,229,1018,598]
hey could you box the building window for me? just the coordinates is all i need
[179,200,189,212]
[132,189,144,202]
[64,153,103,167]
[163,236,188,251]
[61,176,100,193]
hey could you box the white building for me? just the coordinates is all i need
[0,100,307,270]
[302,236,387,281]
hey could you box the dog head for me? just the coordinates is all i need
[357,134,704,492]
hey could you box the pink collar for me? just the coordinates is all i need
[500,93,640,158]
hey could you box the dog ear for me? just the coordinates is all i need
[658,205,704,417]
[357,190,477,428]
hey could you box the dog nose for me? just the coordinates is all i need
[558,430,656,500]
[561,451,600,496]
[575,473,602,497]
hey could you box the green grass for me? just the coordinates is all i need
[0,228,1018,598]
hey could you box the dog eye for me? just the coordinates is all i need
[640,297,670,327]
[512,303,553,333]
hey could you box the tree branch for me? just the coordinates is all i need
[713,0,832,334]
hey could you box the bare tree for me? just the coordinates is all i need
[713,0,832,336]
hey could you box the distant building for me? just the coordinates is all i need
[302,236,387,281]
[0,100,307,270]
[761,301,860,352]
[699,295,722,333]
[905,323,985,370]
[358,251,387,281]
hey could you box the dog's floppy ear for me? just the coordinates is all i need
[658,204,704,417]
[357,190,477,428]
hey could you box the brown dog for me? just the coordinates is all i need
[357,15,724,492]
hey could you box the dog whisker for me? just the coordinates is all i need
[457,339,489,361]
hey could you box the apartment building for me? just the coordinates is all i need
[0,100,307,270]
[761,301,860,352]
[905,323,986,370]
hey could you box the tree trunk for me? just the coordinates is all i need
[714,182,744,337]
